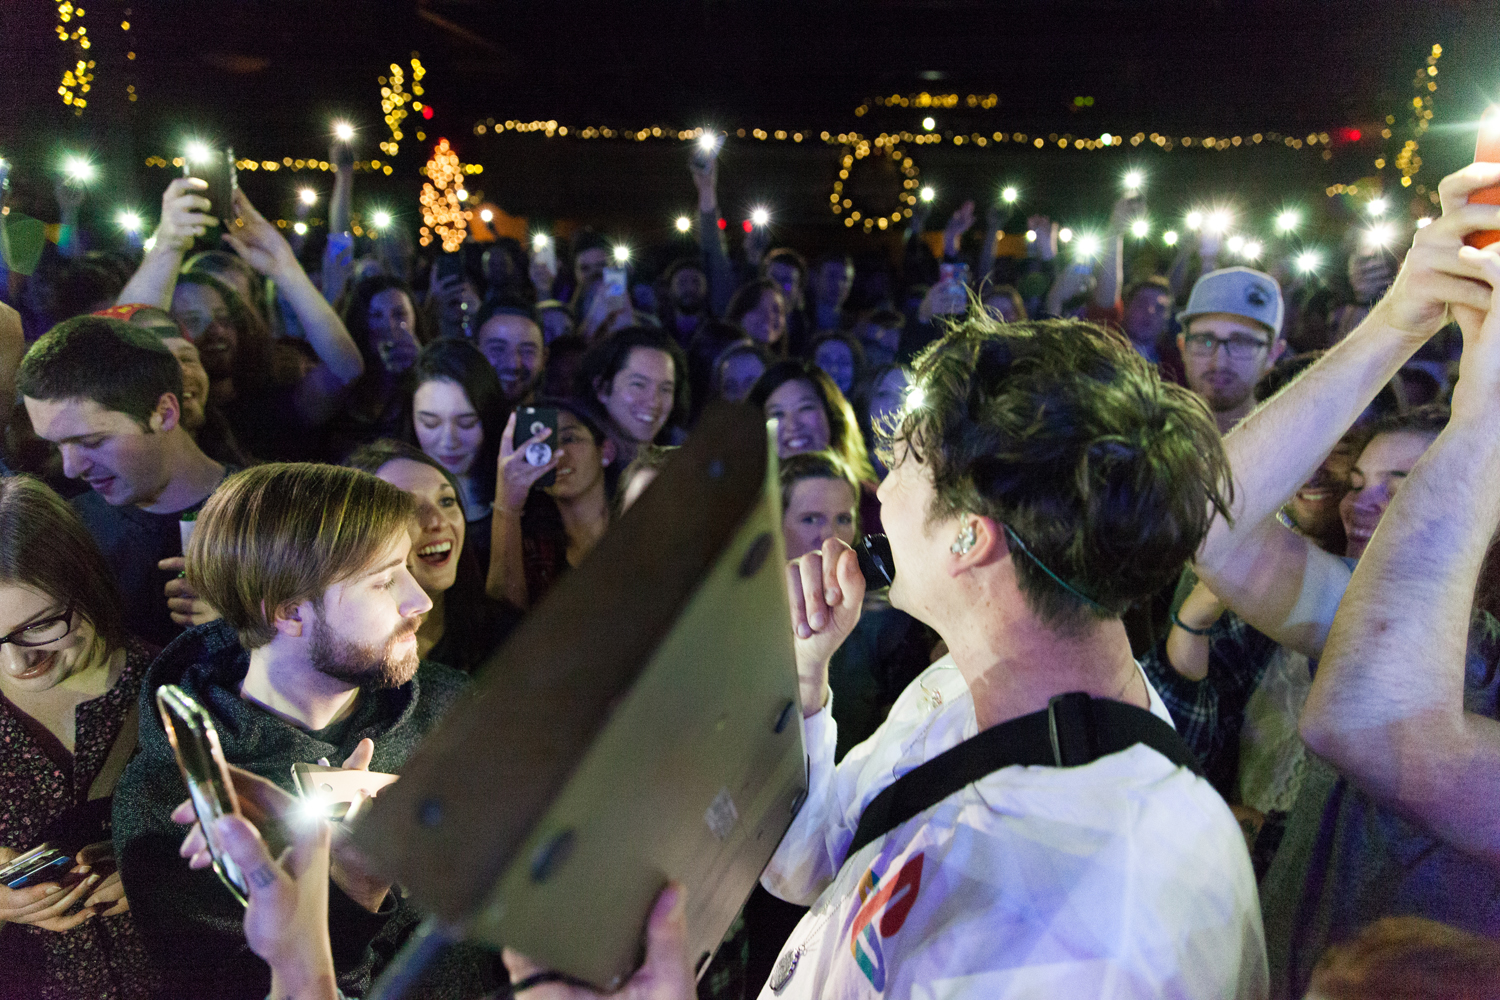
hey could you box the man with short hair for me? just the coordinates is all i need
[660,258,710,344]
[112,462,500,999]
[475,299,546,410]
[1190,163,1500,997]
[1177,266,1288,432]
[18,316,230,646]
[762,315,1265,996]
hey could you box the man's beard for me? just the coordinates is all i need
[310,614,423,692]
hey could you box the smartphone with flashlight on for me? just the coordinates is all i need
[290,763,399,822]
[182,147,239,230]
[517,405,559,490]
[532,236,558,276]
[691,134,721,170]
[156,685,247,905]
[601,264,630,313]
[1466,107,1500,250]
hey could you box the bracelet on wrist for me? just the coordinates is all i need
[1170,608,1218,637]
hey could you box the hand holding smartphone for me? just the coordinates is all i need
[518,406,560,490]
[1466,106,1500,250]
[290,763,398,821]
[182,147,240,231]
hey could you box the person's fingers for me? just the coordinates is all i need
[158,556,187,572]
[786,560,811,639]
[82,871,125,907]
[1424,202,1500,246]
[639,882,693,984]
[214,815,283,899]
[798,551,829,631]
[500,411,518,457]
[833,545,866,614]
[171,798,197,826]
[29,872,99,921]
[1437,162,1500,215]
[33,906,98,932]
[2,882,67,917]
[341,737,375,772]
[179,822,207,860]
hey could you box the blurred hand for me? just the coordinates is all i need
[432,274,480,325]
[54,178,85,215]
[745,223,771,266]
[1377,163,1500,343]
[1027,215,1057,260]
[786,536,864,717]
[497,411,560,514]
[942,200,976,257]
[330,138,354,171]
[689,153,718,213]
[0,846,100,932]
[222,189,299,281]
[531,257,557,300]
[1198,227,1223,264]
[1108,194,1146,235]
[153,177,216,254]
[579,288,632,342]
[159,557,222,627]
[214,809,337,1000]
[502,883,695,1000]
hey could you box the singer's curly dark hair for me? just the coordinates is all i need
[883,313,1233,631]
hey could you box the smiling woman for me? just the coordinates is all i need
[345,440,520,673]
[0,475,159,998]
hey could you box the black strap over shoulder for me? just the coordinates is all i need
[846,691,1204,860]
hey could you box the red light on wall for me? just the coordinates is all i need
[421,106,434,120]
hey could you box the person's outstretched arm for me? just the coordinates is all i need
[116,178,216,308]
[222,188,364,424]
[486,414,559,608]
[691,153,735,317]
[1300,247,1500,871]
[1093,194,1142,310]
[1194,163,1500,659]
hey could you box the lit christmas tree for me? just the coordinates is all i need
[419,138,469,251]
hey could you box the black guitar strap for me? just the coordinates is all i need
[846,691,1204,860]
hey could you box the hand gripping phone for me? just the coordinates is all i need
[0,845,75,889]
[1466,106,1500,250]
[156,684,247,905]
[182,147,239,231]
[518,405,559,490]
[290,763,400,821]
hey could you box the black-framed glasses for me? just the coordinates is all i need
[1182,333,1270,361]
[0,605,76,648]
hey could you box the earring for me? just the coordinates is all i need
[951,522,977,556]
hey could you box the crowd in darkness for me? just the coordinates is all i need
[1,119,1500,1000]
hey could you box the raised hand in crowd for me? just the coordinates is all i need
[941,199,976,259]
[116,177,217,307]
[488,410,560,607]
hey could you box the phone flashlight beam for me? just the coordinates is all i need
[333,121,355,142]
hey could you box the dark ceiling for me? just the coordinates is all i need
[2,1,1497,237]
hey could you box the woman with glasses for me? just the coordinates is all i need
[0,475,158,999]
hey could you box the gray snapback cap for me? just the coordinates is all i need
[1178,266,1284,336]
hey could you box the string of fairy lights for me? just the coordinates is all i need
[54,2,94,116]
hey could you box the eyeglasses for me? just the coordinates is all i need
[0,605,76,648]
[1181,333,1270,361]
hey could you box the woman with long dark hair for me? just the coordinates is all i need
[402,339,504,561]
[323,274,429,459]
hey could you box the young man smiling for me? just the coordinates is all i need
[111,463,501,999]
[18,316,229,647]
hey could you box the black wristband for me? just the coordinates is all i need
[1171,608,1216,636]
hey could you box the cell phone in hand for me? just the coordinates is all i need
[518,406,558,490]
[156,684,247,905]
[533,238,557,276]
[290,763,399,822]
[602,265,628,305]
[0,844,74,889]
[435,251,467,284]
[1466,106,1500,250]
[182,147,239,230]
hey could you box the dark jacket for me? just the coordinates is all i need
[112,619,502,999]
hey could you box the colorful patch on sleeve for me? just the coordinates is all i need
[845,852,925,991]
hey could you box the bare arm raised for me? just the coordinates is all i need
[1299,246,1500,871]
[1194,164,1500,659]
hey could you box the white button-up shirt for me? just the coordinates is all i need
[758,656,1268,999]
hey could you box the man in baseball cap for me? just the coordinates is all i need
[1177,266,1286,433]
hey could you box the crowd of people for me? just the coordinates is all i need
[0,128,1498,1000]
